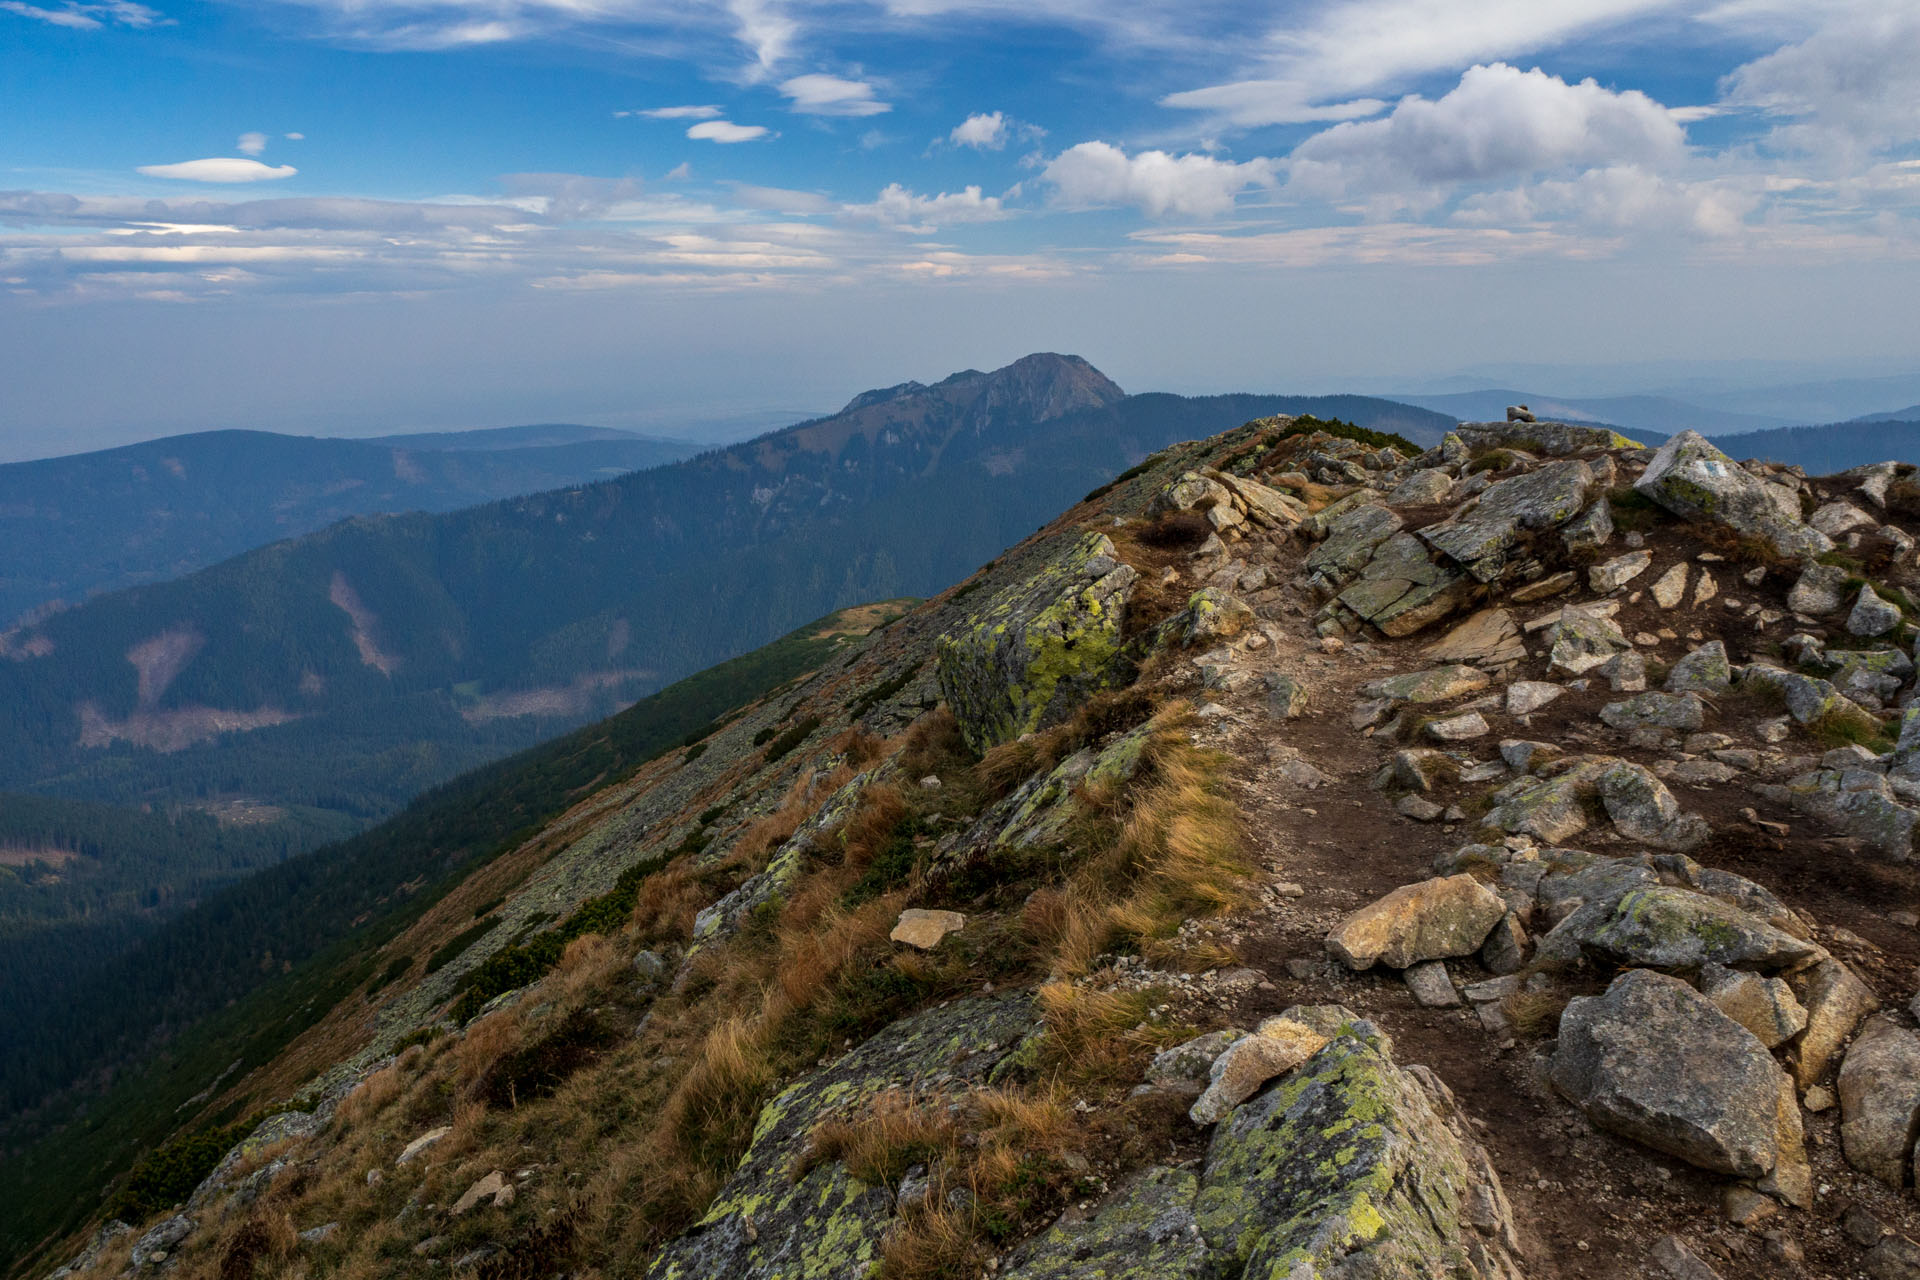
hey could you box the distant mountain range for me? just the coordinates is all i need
[0,354,1450,836]
[0,424,700,626]
[1850,405,1920,424]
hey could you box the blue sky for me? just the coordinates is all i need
[2,0,1918,456]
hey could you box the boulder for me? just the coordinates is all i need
[1666,642,1733,695]
[1189,1018,1329,1125]
[1263,673,1308,719]
[1147,471,1235,520]
[1788,562,1850,616]
[1837,1016,1920,1187]
[1740,664,1883,737]
[1171,586,1256,647]
[933,726,1150,879]
[1420,460,1596,582]
[1590,551,1653,592]
[645,994,1035,1280]
[1561,499,1616,553]
[129,1216,195,1269]
[1812,501,1878,537]
[1789,957,1880,1088]
[1426,712,1490,741]
[1552,970,1805,1181]
[1404,960,1462,1007]
[452,1170,513,1214]
[1456,420,1641,455]
[936,532,1138,753]
[1002,1167,1210,1280]
[1304,503,1403,593]
[1701,964,1807,1049]
[1326,875,1507,970]
[1197,1019,1523,1279]
[1851,584,1905,638]
[1634,431,1832,561]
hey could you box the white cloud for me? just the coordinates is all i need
[0,0,161,28]
[136,158,300,183]
[728,0,797,74]
[730,183,839,214]
[1287,64,1686,200]
[950,111,1007,150]
[1454,166,1757,238]
[237,132,269,156]
[1163,0,1680,126]
[686,120,769,143]
[850,182,1005,229]
[1042,142,1277,218]
[1721,9,1920,159]
[663,161,692,180]
[631,104,722,120]
[779,73,890,117]
[283,131,306,141]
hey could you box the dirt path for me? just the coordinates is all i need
[1156,531,1920,1280]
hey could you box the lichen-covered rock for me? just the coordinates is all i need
[1507,680,1564,715]
[1146,1029,1246,1088]
[1560,499,1615,553]
[1582,887,1818,972]
[1595,761,1711,851]
[1701,964,1807,1049]
[1363,664,1490,705]
[1197,1018,1523,1279]
[645,993,1035,1280]
[1002,1167,1211,1280]
[129,1215,195,1269]
[1148,471,1235,521]
[1783,768,1920,862]
[936,533,1139,754]
[1170,586,1255,646]
[1553,970,1804,1181]
[1326,875,1507,970]
[1214,471,1309,529]
[1543,606,1630,675]
[1481,764,1606,845]
[1634,431,1832,561]
[1599,691,1705,733]
[933,725,1150,879]
[1666,642,1732,695]
[1420,460,1595,582]
[1387,467,1454,507]
[1740,664,1882,737]
[692,768,878,949]
[1423,608,1526,669]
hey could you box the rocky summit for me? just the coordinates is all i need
[44,414,1920,1280]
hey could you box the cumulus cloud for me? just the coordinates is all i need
[237,132,269,156]
[136,158,300,183]
[1042,142,1277,218]
[628,105,722,120]
[686,120,769,143]
[1287,64,1686,200]
[849,183,1005,229]
[779,74,889,117]
[1454,165,1757,238]
[950,111,1007,150]
[1721,9,1920,159]
[0,0,162,28]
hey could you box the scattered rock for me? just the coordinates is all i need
[1326,875,1507,970]
[396,1126,451,1166]
[1552,970,1806,1182]
[1788,562,1850,615]
[1420,608,1526,668]
[453,1170,514,1214]
[1403,960,1461,1007]
[1599,691,1706,733]
[1420,459,1596,582]
[1511,571,1578,604]
[1263,673,1307,719]
[1590,550,1653,592]
[1544,607,1631,675]
[1425,712,1489,741]
[1651,563,1690,609]
[1363,664,1491,704]
[1396,793,1446,822]
[1507,681,1564,715]
[1789,957,1880,1088]
[890,909,966,949]
[1147,1030,1246,1088]
[1850,584,1904,637]
[1584,887,1816,970]
[1666,641,1732,695]
[1701,963,1807,1049]
[1651,1235,1725,1280]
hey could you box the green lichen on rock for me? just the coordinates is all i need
[1584,887,1819,972]
[936,533,1139,755]
[645,993,1036,1280]
[932,725,1151,880]
[1195,1020,1523,1279]
[1001,1167,1210,1280]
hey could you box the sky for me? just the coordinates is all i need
[2,0,1918,458]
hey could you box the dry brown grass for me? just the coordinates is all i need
[802,1088,958,1185]
[1503,989,1568,1038]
